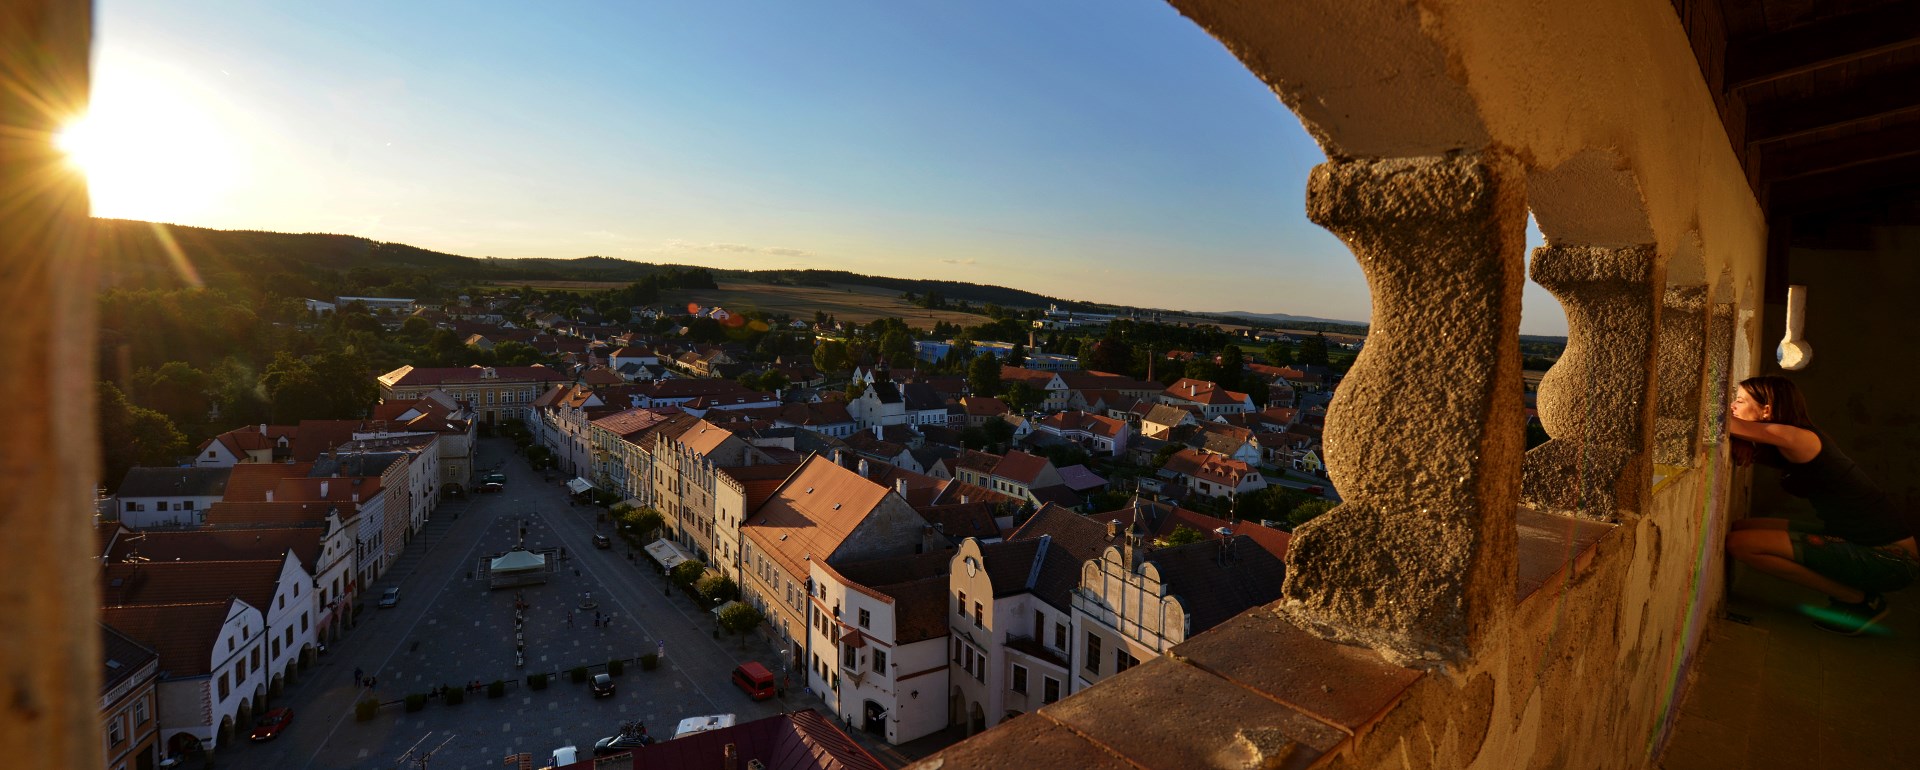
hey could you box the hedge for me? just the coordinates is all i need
[529,673,549,690]
[488,680,506,698]
[404,694,426,713]
[640,654,659,671]
[354,698,379,722]
[443,686,463,706]
[571,665,589,684]
[609,658,625,676]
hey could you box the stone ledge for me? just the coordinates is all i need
[1515,505,1615,602]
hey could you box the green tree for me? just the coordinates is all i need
[967,354,1002,397]
[493,340,545,366]
[670,560,707,589]
[1160,524,1206,547]
[1218,345,1246,381]
[1006,343,1027,367]
[98,382,187,491]
[1151,444,1183,469]
[1288,499,1338,529]
[261,353,330,424]
[1263,342,1294,366]
[129,361,211,428]
[719,602,766,647]
[812,340,850,373]
[696,573,738,605]
[399,316,435,341]
[878,329,914,368]
[1086,336,1134,374]
[981,417,1016,448]
[1000,381,1041,413]
[1300,333,1331,367]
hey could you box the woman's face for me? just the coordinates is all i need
[1731,385,1772,422]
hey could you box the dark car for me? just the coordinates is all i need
[592,730,653,757]
[590,673,616,698]
[483,471,508,484]
[249,707,293,741]
[1305,485,1327,496]
[377,587,400,609]
[592,534,612,549]
[478,482,505,494]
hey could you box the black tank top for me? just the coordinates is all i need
[1769,431,1911,546]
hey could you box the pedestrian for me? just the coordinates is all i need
[353,667,363,687]
[1727,375,1919,634]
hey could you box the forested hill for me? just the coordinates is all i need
[91,219,1075,310]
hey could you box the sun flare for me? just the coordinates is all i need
[56,61,244,222]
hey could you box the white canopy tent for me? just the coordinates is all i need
[566,478,595,495]
[644,538,696,571]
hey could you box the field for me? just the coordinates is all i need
[485,279,991,328]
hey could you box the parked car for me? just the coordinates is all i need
[592,534,612,549]
[592,730,654,757]
[478,482,505,494]
[548,746,578,768]
[590,673,616,698]
[672,714,736,740]
[377,587,400,609]
[248,707,293,741]
[730,662,776,701]
[483,471,508,484]
[1305,485,1327,496]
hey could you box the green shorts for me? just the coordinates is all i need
[1787,523,1920,595]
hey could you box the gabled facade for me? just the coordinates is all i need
[807,558,951,745]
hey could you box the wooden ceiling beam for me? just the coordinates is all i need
[1744,66,1920,146]
[1760,120,1920,182]
[1764,151,1920,216]
[1725,3,1920,91]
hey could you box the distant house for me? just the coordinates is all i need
[1160,448,1267,498]
[1159,378,1255,417]
[114,467,231,528]
[1033,410,1133,457]
[332,296,416,314]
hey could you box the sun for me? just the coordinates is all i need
[55,61,244,222]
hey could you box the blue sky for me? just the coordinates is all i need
[93,0,1566,335]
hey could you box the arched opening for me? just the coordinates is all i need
[968,700,986,735]
[269,672,285,698]
[949,688,965,729]
[215,715,234,748]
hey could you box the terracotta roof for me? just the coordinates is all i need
[222,463,317,502]
[1038,410,1127,439]
[1163,449,1260,487]
[100,622,158,693]
[1057,371,1161,392]
[591,407,680,439]
[202,501,347,527]
[999,366,1060,385]
[1143,536,1287,633]
[960,396,1011,417]
[878,576,951,644]
[1007,506,1133,609]
[579,366,626,387]
[677,420,738,456]
[862,464,945,508]
[741,456,896,582]
[719,463,803,515]
[900,382,945,411]
[379,364,565,387]
[96,522,126,559]
[915,502,1002,541]
[931,479,1022,508]
[271,475,385,505]
[108,527,324,570]
[101,559,284,611]
[1163,378,1251,406]
[952,449,1003,474]
[571,709,886,770]
[1142,403,1200,426]
[100,601,241,678]
[975,538,1047,598]
[642,378,762,400]
[289,420,373,462]
[1195,422,1255,456]
[117,467,231,498]
[991,450,1053,486]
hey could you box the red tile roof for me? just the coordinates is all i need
[380,364,565,387]
[719,463,802,515]
[290,420,364,462]
[1163,378,1252,406]
[222,463,317,502]
[202,501,348,527]
[991,450,1054,486]
[1163,448,1260,487]
[741,456,895,582]
[101,559,284,611]
[106,527,324,570]
[1038,410,1127,439]
[100,601,240,677]
[563,709,885,770]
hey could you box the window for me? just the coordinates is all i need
[956,591,966,616]
[277,595,285,610]
[235,662,246,686]
[858,608,870,628]
[1084,633,1102,675]
[217,673,230,700]
[1012,664,1029,694]
[285,628,293,646]
[973,602,983,628]
[1034,610,1044,638]
[271,639,280,658]
[842,644,857,669]
[133,697,149,725]
[300,613,309,632]
[1116,649,1139,674]
[1043,677,1061,704]
[1054,622,1067,650]
[108,714,124,745]
[251,648,261,672]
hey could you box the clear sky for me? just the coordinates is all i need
[88,0,1567,335]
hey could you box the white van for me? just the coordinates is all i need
[672,714,736,739]
[544,745,578,768]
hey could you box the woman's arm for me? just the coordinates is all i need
[1729,416,1822,461]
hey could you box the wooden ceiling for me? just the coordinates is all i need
[1672,0,1920,295]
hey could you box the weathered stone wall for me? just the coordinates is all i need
[1322,466,1727,770]
[0,0,98,765]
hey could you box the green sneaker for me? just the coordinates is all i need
[1810,593,1889,636]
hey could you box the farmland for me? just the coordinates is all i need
[485,279,992,328]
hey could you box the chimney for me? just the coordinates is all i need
[319,480,329,498]
[895,478,908,497]
[1106,519,1121,540]
[831,448,845,467]
[856,458,870,478]
[265,490,274,502]
[1189,383,1197,397]
[724,744,738,770]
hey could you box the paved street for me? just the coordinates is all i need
[215,438,801,770]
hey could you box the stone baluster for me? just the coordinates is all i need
[1703,298,1737,442]
[1282,153,1526,667]
[1654,285,1708,465]
[1523,244,1661,520]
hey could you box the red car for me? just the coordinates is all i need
[478,482,505,494]
[249,707,293,741]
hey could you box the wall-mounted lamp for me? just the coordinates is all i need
[1778,284,1812,370]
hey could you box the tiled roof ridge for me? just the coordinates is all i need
[1025,535,1050,591]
